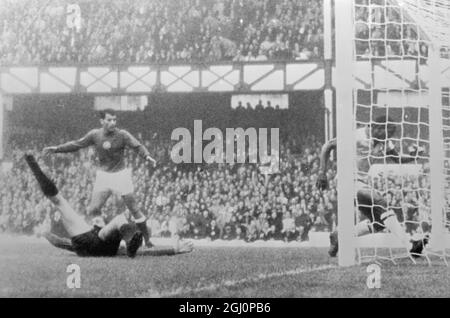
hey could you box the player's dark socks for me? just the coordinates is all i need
[44,232,74,252]
[136,221,153,247]
[328,231,339,257]
[126,232,143,258]
[119,223,142,258]
[24,154,59,197]
[410,234,429,258]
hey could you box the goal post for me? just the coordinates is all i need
[334,0,450,266]
[428,47,445,252]
[335,0,357,266]
[0,91,3,162]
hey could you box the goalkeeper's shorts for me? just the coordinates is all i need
[71,226,121,257]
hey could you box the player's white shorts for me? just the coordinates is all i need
[93,168,134,196]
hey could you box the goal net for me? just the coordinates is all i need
[334,0,450,266]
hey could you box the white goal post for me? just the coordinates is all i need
[334,0,450,266]
[0,92,3,162]
[335,0,357,266]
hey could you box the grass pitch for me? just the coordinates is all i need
[1,236,449,298]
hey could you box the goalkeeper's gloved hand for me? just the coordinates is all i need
[316,172,329,190]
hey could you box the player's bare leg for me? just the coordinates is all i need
[98,213,129,240]
[24,154,92,237]
[357,188,421,251]
[329,192,428,257]
[48,195,94,237]
[122,193,153,247]
[87,190,111,218]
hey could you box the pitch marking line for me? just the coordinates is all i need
[137,264,337,297]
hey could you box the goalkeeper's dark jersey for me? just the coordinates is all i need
[54,128,150,172]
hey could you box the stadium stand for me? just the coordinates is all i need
[0,0,324,65]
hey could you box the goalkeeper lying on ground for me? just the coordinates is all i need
[25,154,193,258]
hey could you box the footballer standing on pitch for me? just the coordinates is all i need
[43,108,155,248]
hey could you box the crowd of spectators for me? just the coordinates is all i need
[0,0,324,65]
[0,102,438,241]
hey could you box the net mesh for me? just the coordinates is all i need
[443,87,450,231]
[351,0,449,264]
[398,0,450,48]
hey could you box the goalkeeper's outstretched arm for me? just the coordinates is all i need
[118,241,194,257]
[319,138,337,174]
[317,138,336,190]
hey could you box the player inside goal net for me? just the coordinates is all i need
[333,0,450,266]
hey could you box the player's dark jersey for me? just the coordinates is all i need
[54,128,150,172]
